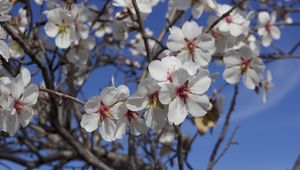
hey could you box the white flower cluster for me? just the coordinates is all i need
[0,0,282,139]
[0,68,39,136]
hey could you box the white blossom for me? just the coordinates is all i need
[257,11,280,47]
[80,85,130,141]
[167,21,215,71]
[113,0,154,14]
[0,67,39,136]
[126,78,167,131]
[223,46,265,89]
[173,0,218,18]
[115,103,147,139]
[215,4,245,37]
[66,37,95,65]
[159,69,212,125]
[44,8,76,49]
[262,70,273,104]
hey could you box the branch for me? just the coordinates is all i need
[207,85,239,170]
[175,126,184,170]
[131,0,151,60]
[39,87,85,106]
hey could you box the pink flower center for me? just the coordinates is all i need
[186,40,196,53]
[99,102,111,119]
[176,83,190,103]
[240,59,252,72]
[167,72,174,83]
[14,100,24,112]
[126,110,137,121]
[225,16,232,23]
[149,92,159,105]
[264,23,272,33]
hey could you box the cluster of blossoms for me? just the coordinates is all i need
[0,0,284,138]
[0,67,39,136]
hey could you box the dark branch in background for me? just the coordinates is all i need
[175,125,184,170]
[39,87,85,106]
[292,155,300,170]
[207,85,239,170]
[131,0,151,61]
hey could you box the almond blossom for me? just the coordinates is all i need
[148,56,183,86]
[70,4,90,44]
[215,4,245,37]
[262,70,273,104]
[80,85,130,142]
[66,37,95,65]
[126,78,166,131]
[173,0,218,19]
[167,21,215,70]
[114,103,147,139]
[257,11,280,47]
[44,8,76,49]
[0,67,39,136]
[223,46,265,89]
[113,0,153,15]
[159,69,212,125]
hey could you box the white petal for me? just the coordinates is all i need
[115,117,128,139]
[173,69,190,87]
[159,84,175,105]
[243,69,260,89]
[192,2,204,19]
[187,94,210,117]
[80,113,100,132]
[270,26,280,40]
[182,21,202,40]
[262,34,272,47]
[7,113,20,136]
[168,97,188,125]
[126,95,148,111]
[229,24,243,37]
[144,106,166,131]
[148,60,169,82]
[22,84,39,105]
[19,107,33,127]
[218,22,229,32]
[258,12,270,24]
[84,96,101,114]
[189,74,211,94]
[20,67,31,87]
[100,118,116,142]
[223,66,242,84]
[44,22,59,37]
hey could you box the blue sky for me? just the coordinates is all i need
[2,0,300,169]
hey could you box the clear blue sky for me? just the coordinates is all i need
[3,0,300,169]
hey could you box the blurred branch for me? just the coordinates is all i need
[207,85,239,170]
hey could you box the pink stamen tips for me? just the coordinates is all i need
[225,16,232,23]
[240,59,252,72]
[176,83,190,103]
[126,110,137,121]
[99,102,110,118]
[14,100,24,112]
[264,23,272,33]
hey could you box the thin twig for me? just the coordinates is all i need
[207,85,239,170]
[39,87,85,106]
[131,0,151,61]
